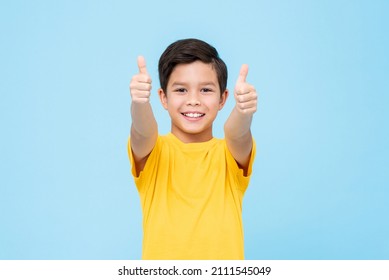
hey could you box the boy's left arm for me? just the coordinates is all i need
[224,64,257,175]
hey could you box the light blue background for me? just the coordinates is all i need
[1,0,388,259]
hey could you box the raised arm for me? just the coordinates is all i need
[224,64,257,175]
[130,56,158,175]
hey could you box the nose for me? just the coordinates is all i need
[186,91,201,106]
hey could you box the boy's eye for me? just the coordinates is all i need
[174,88,187,93]
[201,88,213,93]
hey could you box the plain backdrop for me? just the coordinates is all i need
[1,0,388,259]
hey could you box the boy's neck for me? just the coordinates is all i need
[170,130,213,143]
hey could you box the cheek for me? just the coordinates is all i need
[166,98,183,110]
[207,98,223,110]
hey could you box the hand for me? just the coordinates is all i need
[234,64,257,115]
[130,56,152,103]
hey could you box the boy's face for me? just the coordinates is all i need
[158,61,228,143]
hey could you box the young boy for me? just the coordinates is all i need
[128,39,257,259]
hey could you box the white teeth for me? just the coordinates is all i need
[183,113,204,118]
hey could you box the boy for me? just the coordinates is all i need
[128,39,257,259]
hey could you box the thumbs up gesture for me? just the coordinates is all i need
[234,64,257,115]
[130,56,152,103]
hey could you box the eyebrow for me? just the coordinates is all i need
[171,81,217,87]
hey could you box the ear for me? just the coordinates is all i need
[218,89,229,110]
[158,88,168,110]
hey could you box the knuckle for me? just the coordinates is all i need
[133,97,149,104]
[140,74,152,83]
[235,86,243,94]
[132,74,141,81]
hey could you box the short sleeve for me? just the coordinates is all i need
[127,136,162,192]
[224,138,256,192]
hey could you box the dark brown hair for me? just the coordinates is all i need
[158,38,228,95]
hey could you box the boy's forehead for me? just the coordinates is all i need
[168,61,217,83]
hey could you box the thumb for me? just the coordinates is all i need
[137,55,148,74]
[237,64,249,83]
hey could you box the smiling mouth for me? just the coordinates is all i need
[181,112,205,118]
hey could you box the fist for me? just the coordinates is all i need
[234,64,257,115]
[130,56,152,103]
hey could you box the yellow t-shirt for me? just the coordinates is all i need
[128,133,256,260]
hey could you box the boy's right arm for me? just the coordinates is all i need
[130,56,158,175]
